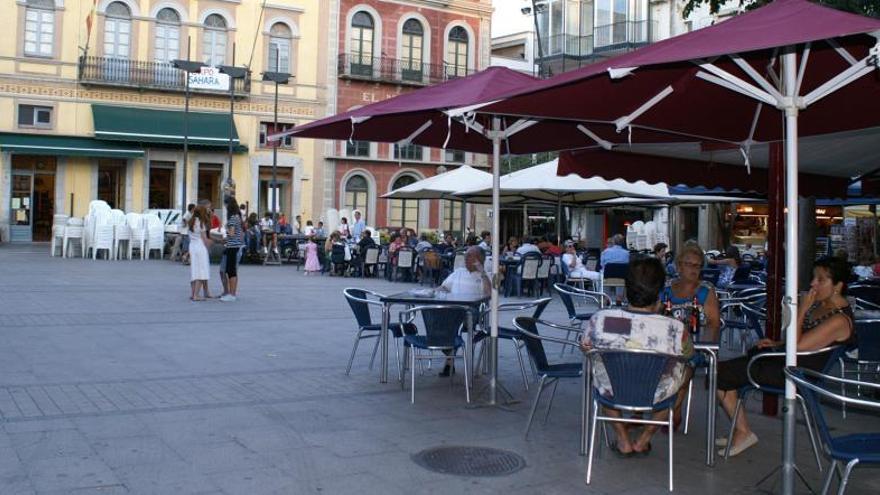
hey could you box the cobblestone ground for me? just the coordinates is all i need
[0,244,877,494]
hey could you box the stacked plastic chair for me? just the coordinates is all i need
[63,217,85,258]
[126,213,147,260]
[90,209,115,260]
[625,222,639,250]
[109,209,131,260]
[50,214,69,256]
[83,200,111,258]
[144,214,165,260]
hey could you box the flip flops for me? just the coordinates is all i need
[609,444,635,459]
[632,442,652,457]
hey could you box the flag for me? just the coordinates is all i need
[83,0,98,52]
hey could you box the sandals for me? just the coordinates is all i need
[610,443,635,459]
[632,442,651,457]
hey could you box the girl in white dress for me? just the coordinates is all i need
[188,206,212,301]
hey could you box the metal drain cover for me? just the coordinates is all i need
[412,446,526,477]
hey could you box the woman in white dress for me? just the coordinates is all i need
[188,206,212,301]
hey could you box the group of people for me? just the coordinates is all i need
[577,244,854,459]
[184,197,244,303]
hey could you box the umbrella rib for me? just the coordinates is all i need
[614,85,675,132]
[576,125,613,150]
[695,70,776,106]
[795,43,811,96]
[826,38,859,66]
[729,54,785,103]
[803,57,876,106]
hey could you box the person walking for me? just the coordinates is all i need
[221,199,244,302]
[188,205,212,301]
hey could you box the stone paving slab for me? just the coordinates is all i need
[0,243,878,494]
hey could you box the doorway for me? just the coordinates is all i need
[198,164,222,209]
[10,155,56,242]
[258,166,292,218]
[148,161,175,209]
[97,159,126,209]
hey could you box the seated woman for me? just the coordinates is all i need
[716,256,855,457]
[580,257,690,456]
[660,243,721,430]
[707,245,741,289]
[503,236,519,257]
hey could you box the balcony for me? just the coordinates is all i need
[535,20,659,75]
[78,56,251,96]
[338,53,471,86]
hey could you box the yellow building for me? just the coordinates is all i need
[0,0,329,242]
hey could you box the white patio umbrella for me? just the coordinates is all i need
[382,165,491,200]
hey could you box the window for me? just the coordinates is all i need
[401,19,423,82]
[350,11,374,76]
[442,200,463,234]
[148,162,175,209]
[97,160,125,209]
[155,8,180,64]
[24,0,54,57]
[446,26,469,78]
[203,14,228,66]
[393,143,423,161]
[259,122,295,149]
[389,175,419,230]
[346,140,370,157]
[445,149,465,163]
[344,174,369,221]
[268,23,292,73]
[104,2,131,59]
[18,104,52,128]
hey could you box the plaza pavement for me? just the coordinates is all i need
[0,243,877,494]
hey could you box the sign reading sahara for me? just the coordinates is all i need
[188,66,230,91]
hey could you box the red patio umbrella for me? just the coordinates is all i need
[465,0,880,490]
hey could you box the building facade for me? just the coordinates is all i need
[0,0,330,242]
[322,0,492,235]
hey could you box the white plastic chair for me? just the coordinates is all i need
[126,213,147,260]
[91,213,114,261]
[145,214,165,260]
[50,214,69,257]
[63,218,85,258]
[109,210,130,260]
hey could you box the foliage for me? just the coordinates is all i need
[682,0,880,19]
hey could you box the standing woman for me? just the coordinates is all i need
[188,205,212,301]
[221,199,244,302]
[659,242,721,429]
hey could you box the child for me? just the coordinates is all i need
[260,212,277,254]
[304,235,321,275]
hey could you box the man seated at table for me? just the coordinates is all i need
[478,231,491,254]
[415,232,433,252]
[579,257,690,457]
[516,237,541,256]
[600,234,630,268]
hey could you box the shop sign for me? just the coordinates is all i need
[188,67,230,91]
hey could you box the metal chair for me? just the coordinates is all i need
[839,319,880,417]
[700,268,722,286]
[513,252,542,297]
[723,345,847,471]
[400,305,471,404]
[584,348,686,492]
[474,298,552,391]
[600,262,628,304]
[513,317,583,438]
[392,247,415,282]
[535,255,553,297]
[342,288,416,378]
[785,367,880,495]
[554,283,610,354]
[419,249,442,286]
[362,246,379,277]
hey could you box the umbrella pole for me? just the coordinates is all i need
[781,47,800,495]
[556,197,562,242]
[488,117,502,406]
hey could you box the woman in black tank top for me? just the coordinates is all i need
[715,257,855,457]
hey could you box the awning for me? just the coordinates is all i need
[0,132,144,158]
[92,104,244,150]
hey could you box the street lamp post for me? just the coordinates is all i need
[261,70,291,225]
[219,55,248,216]
[172,40,205,218]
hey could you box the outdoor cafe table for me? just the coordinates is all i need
[378,290,490,385]
[579,333,719,467]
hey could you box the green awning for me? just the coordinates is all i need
[92,104,244,150]
[0,132,144,158]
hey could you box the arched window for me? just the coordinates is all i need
[446,26,469,78]
[344,175,370,221]
[389,175,420,231]
[350,11,374,76]
[268,22,292,73]
[401,19,423,82]
[202,13,228,66]
[154,8,180,64]
[104,2,131,59]
[24,0,55,57]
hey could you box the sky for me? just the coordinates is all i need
[492,0,535,37]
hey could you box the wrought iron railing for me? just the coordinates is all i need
[78,56,251,94]
[536,20,659,60]
[338,53,471,86]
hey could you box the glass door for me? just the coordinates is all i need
[11,173,33,242]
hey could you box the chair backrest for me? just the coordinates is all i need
[732,264,752,283]
[554,284,578,319]
[364,246,379,264]
[700,268,721,286]
[67,217,84,226]
[849,285,880,307]
[331,244,347,263]
[584,256,599,272]
[855,320,880,362]
[343,288,374,327]
[453,252,466,270]
[537,256,552,278]
[420,306,467,348]
[109,209,126,226]
[53,214,69,227]
[602,262,628,280]
[593,349,678,408]
[521,253,541,280]
[422,249,442,270]
[145,214,163,229]
[397,248,414,268]
[513,316,551,372]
